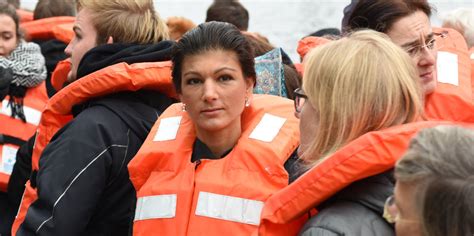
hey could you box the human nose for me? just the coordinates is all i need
[64,41,73,57]
[202,79,218,102]
[417,47,436,67]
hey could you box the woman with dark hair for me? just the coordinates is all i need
[129,21,300,235]
[0,1,47,191]
[344,0,474,123]
[0,2,48,234]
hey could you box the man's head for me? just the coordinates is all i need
[206,0,249,31]
[64,0,169,83]
[346,0,437,95]
[33,0,76,20]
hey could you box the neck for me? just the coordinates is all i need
[195,121,242,157]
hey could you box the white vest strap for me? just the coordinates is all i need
[195,191,264,225]
[134,194,177,221]
[1,100,41,125]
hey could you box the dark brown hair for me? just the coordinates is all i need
[33,0,76,20]
[0,1,21,40]
[171,21,256,93]
[346,0,433,33]
[206,0,249,31]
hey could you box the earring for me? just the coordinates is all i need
[182,103,186,112]
[245,97,250,107]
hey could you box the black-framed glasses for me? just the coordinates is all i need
[403,31,448,58]
[293,88,307,113]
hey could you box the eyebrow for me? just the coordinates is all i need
[401,33,434,48]
[183,67,237,77]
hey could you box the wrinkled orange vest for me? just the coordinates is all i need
[258,120,471,236]
[16,9,33,23]
[12,61,176,235]
[0,82,48,191]
[129,94,300,236]
[21,16,75,42]
[424,28,474,122]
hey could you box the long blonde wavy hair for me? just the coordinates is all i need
[301,29,424,167]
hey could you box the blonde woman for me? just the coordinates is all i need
[258,30,425,236]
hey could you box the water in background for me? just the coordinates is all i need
[21,0,473,62]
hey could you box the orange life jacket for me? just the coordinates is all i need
[469,47,474,97]
[50,58,70,91]
[0,82,48,191]
[52,22,74,44]
[296,36,330,61]
[128,94,300,236]
[424,28,474,122]
[21,16,75,41]
[258,120,471,236]
[16,9,33,23]
[11,61,176,235]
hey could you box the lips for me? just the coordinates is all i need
[201,108,223,116]
[420,71,433,83]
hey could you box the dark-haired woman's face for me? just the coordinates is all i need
[0,14,18,57]
[387,11,437,95]
[179,49,253,136]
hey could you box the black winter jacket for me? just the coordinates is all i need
[298,171,395,236]
[16,42,176,236]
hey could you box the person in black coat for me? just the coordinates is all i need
[15,0,174,235]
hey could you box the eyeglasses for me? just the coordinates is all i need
[383,195,399,224]
[383,195,419,224]
[293,88,307,113]
[403,31,448,58]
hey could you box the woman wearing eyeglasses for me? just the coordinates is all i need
[258,30,434,236]
[344,0,474,123]
[389,125,474,236]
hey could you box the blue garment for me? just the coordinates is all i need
[253,48,288,97]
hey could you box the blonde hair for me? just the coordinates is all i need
[77,0,169,44]
[442,8,474,48]
[301,29,423,166]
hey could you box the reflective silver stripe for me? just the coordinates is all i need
[195,192,264,225]
[1,100,42,125]
[153,116,182,141]
[134,194,177,221]
[35,144,128,233]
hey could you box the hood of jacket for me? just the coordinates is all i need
[76,40,174,79]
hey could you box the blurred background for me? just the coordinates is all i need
[20,0,474,62]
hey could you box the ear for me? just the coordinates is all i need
[245,77,254,98]
[106,36,114,44]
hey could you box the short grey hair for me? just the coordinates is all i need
[395,125,474,236]
[442,8,474,48]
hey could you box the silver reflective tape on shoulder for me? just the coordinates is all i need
[1,100,41,125]
[195,192,264,226]
[249,113,286,142]
[134,194,177,221]
[437,51,459,86]
[153,116,182,142]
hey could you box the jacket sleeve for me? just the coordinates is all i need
[298,201,394,236]
[16,108,129,236]
[8,134,35,209]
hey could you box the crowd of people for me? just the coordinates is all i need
[0,0,473,235]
